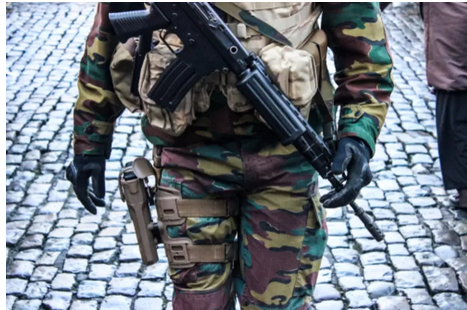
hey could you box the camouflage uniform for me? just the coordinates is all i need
[74,3,393,309]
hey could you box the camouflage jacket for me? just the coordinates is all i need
[73,2,393,158]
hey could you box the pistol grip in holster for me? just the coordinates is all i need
[118,158,159,265]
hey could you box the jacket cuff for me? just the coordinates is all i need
[338,112,379,157]
[73,121,115,158]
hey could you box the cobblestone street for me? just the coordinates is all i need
[5,3,467,310]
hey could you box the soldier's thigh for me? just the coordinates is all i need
[234,143,328,309]
[158,144,242,310]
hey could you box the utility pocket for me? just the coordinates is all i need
[138,35,209,137]
[294,191,328,296]
[259,43,319,120]
[110,38,144,113]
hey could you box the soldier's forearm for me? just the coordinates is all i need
[321,3,394,155]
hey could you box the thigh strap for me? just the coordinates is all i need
[156,186,239,268]
[165,239,237,268]
[156,186,239,225]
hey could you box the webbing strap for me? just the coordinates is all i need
[314,89,333,124]
[165,241,237,268]
[314,89,336,153]
[157,194,239,222]
[187,243,237,263]
[213,2,292,46]
[177,199,239,218]
[286,6,323,48]
[266,5,313,32]
[243,2,299,10]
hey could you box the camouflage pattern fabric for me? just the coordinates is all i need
[322,2,394,155]
[160,95,328,310]
[73,2,393,158]
[72,2,393,308]
[73,3,136,158]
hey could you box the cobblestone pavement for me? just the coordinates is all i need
[5,3,467,310]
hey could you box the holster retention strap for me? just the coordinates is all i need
[165,239,237,268]
[156,186,239,268]
[158,195,239,222]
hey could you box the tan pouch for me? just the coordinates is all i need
[110,38,144,113]
[258,42,319,119]
[300,29,328,88]
[138,34,210,137]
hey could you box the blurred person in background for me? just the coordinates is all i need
[422,3,467,209]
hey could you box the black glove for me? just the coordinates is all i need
[320,137,373,209]
[66,155,106,214]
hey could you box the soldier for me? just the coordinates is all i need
[66,3,393,309]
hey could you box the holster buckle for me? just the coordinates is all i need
[165,238,193,269]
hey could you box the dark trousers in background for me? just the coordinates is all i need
[436,90,467,190]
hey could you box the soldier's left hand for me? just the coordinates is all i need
[66,155,107,214]
[320,137,373,208]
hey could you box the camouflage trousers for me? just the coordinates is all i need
[153,97,328,310]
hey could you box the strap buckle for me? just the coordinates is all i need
[165,240,238,269]
[156,187,185,226]
[166,239,193,268]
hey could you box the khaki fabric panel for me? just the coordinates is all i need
[113,3,328,137]
[234,2,322,48]
[235,2,307,24]
[300,29,328,86]
[259,44,318,107]
[110,38,143,113]
[138,35,209,137]
[236,2,301,11]
[285,5,323,48]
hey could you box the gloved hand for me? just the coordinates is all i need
[320,137,373,209]
[66,155,106,214]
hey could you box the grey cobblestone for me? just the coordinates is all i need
[5,2,467,309]
[77,280,107,299]
[24,282,50,299]
[69,300,99,310]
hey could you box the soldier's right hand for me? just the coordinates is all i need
[66,155,106,214]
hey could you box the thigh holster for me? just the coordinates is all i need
[156,186,239,268]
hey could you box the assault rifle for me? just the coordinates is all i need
[109,2,384,241]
